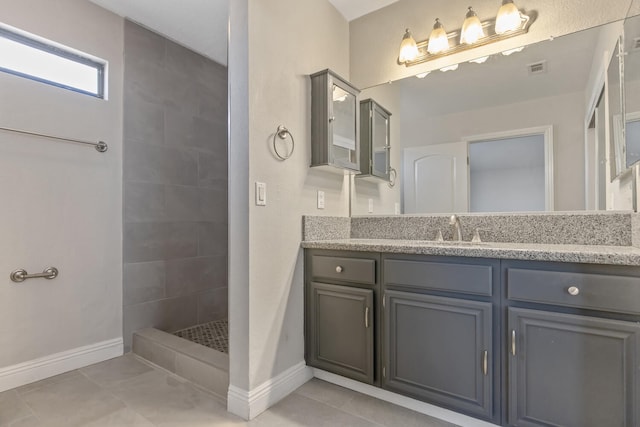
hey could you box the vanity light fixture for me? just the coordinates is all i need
[397,1,533,67]
[398,28,419,63]
[495,0,524,34]
[460,7,485,45]
[427,19,449,54]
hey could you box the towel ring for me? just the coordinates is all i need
[273,125,295,160]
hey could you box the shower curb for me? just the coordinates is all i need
[132,328,229,400]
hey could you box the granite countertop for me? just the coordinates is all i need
[301,238,640,266]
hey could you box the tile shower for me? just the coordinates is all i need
[122,20,228,352]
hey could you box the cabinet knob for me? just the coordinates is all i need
[329,116,335,122]
[335,266,343,273]
[567,286,580,296]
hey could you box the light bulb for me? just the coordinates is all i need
[399,28,419,63]
[460,7,485,45]
[415,71,431,78]
[427,19,449,54]
[495,0,522,34]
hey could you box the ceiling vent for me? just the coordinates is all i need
[527,60,547,75]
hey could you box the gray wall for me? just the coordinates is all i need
[123,20,228,350]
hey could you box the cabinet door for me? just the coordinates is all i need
[330,81,359,169]
[371,102,390,180]
[307,282,374,383]
[508,308,640,427]
[383,291,493,419]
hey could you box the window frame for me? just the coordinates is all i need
[0,26,106,99]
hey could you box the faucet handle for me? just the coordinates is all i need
[471,228,490,243]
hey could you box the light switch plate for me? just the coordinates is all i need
[317,190,325,209]
[256,182,266,206]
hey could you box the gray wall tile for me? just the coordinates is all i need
[164,185,200,222]
[164,110,217,152]
[165,256,226,297]
[123,261,166,306]
[197,287,228,324]
[123,222,198,263]
[123,20,228,345]
[199,188,227,221]
[124,182,165,223]
[124,20,165,66]
[198,152,228,188]
[124,95,165,145]
[124,295,199,349]
[124,142,198,186]
[197,222,227,257]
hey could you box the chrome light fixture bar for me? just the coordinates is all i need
[400,5,534,67]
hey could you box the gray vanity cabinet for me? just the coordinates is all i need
[384,291,493,419]
[381,256,499,422]
[358,99,391,181]
[305,251,379,384]
[308,282,374,383]
[310,69,361,173]
[508,308,639,427]
[505,261,640,427]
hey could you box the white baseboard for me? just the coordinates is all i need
[0,338,123,393]
[228,361,313,420]
[313,368,500,427]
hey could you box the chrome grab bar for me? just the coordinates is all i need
[0,126,107,152]
[10,267,59,283]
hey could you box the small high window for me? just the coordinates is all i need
[0,25,105,98]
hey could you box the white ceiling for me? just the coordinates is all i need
[88,0,391,65]
[89,0,228,66]
[328,0,400,21]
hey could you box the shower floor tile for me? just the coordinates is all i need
[173,319,228,353]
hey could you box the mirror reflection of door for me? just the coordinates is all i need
[626,114,640,166]
[402,142,468,213]
[402,128,552,214]
[469,135,546,212]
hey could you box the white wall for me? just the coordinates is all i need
[228,0,350,415]
[349,0,633,88]
[0,0,123,372]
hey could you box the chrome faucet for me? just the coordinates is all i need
[449,214,463,241]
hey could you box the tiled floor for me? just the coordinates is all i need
[0,354,457,427]
[173,319,228,353]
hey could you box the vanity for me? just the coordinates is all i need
[302,214,640,427]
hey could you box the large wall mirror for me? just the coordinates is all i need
[625,13,640,169]
[350,1,639,215]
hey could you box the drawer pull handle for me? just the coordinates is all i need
[365,306,369,328]
[567,286,580,296]
[482,350,488,376]
[511,330,517,356]
[335,266,343,273]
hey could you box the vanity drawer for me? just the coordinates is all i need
[507,268,640,315]
[383,259,493,296]
[310,255,376,285]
